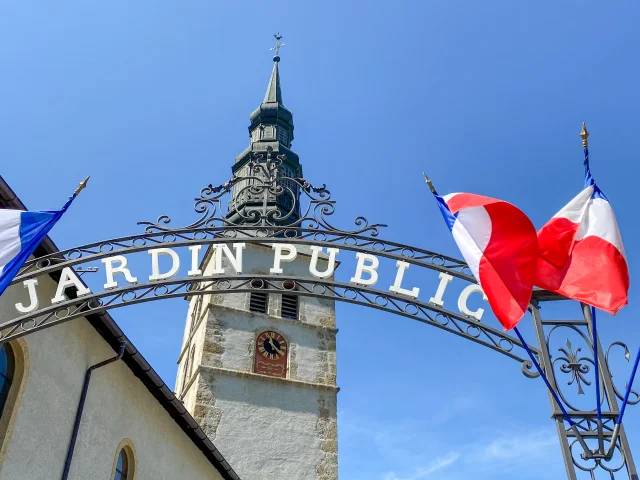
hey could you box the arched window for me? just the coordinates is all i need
[180,349,190,394]
[0,344,15,418]
[114,449,129,480]
[190,294,202,333]
[188,345,196,378]
[111,441,136,480]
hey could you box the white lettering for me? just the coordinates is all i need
[211,243,246,274]
[350,253,379,287]
[389,261,419,298]
[52,267,91,304]
[188,245,202,276]
[149,248,180,281]
[458,284,488,321]
[309,246,340,279]
[270,244,297,274]
[102,255,138,290]
[429,272,453,307]
[15,279,39,313]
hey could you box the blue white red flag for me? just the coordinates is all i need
[535,150,628,314]
[429,185,539,330]
[0,192,80,297]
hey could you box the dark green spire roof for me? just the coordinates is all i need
[263,59,283,105]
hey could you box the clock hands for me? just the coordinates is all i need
[268,336,285,356]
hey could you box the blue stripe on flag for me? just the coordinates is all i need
[0,194,76,296]
[435,194,458,232]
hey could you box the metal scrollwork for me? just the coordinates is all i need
[545,324,602,413]
[556,339,593,395]
[138,150,386,237]
[606,341,640,406]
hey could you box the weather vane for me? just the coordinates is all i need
[270,33,285,57]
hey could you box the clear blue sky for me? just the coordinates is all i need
[1,2,639,479]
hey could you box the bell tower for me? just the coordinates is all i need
[175,38,339,480]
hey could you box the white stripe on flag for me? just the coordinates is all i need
[576,197,626,260]
[0,210,22,275]
[451,205,492,281]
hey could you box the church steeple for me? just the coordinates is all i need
[263,60,283,105]
[229,35,302,224]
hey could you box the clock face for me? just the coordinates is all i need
[257,331,287,360]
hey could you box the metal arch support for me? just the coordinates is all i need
[0,274,539,372]
[530,300,638,479]
[4,150,637,478]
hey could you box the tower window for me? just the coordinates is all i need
[180,349,190,394]
[281,280,298,320]
[249,279,268,314]
[190,294,203,333]
[188,345,196,378]
[281,294,298,319]
[277,128,289,146]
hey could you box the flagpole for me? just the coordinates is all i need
[581,125,610,455]
[607,347,640,456]
[581,123,606,454]
[74,176,90,196]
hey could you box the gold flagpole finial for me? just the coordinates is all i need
[74,176,90,195]
[580,122,589,148]
[422,172,436,193]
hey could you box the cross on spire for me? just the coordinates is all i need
[270,33,285,61]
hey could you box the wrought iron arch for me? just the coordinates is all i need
[0,150,637,479]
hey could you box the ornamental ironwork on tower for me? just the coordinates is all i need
[227,35,303,225]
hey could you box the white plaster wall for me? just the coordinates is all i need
[0,278,225,480]
[202,373,327,479]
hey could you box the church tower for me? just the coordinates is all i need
[175,44,339,480]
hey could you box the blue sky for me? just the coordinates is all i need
[1,1,640,479]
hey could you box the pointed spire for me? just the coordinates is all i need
[263,59,283,105]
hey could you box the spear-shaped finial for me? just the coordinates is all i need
[580,122,589,148]
[74,176,90,195]
[422,173,436,193]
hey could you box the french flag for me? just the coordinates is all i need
[0,195,78,297]
[429,184,539,330]
[535,150,628,314]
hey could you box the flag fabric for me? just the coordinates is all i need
[432,190,538,330]
[0,195,76,297]
[535,155,628,314]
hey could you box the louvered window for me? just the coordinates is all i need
[281,294,298,319]
[250,279,268,314]
[277,127,289,146]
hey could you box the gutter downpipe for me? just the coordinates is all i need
[61,342,127,480]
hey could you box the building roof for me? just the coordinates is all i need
[263,58,283,105]
[0,175,241,480]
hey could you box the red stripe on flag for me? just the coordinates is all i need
[479,201,538,330]
[536,235,629,314]
[446,193,501,215]
[537,217,581,269]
